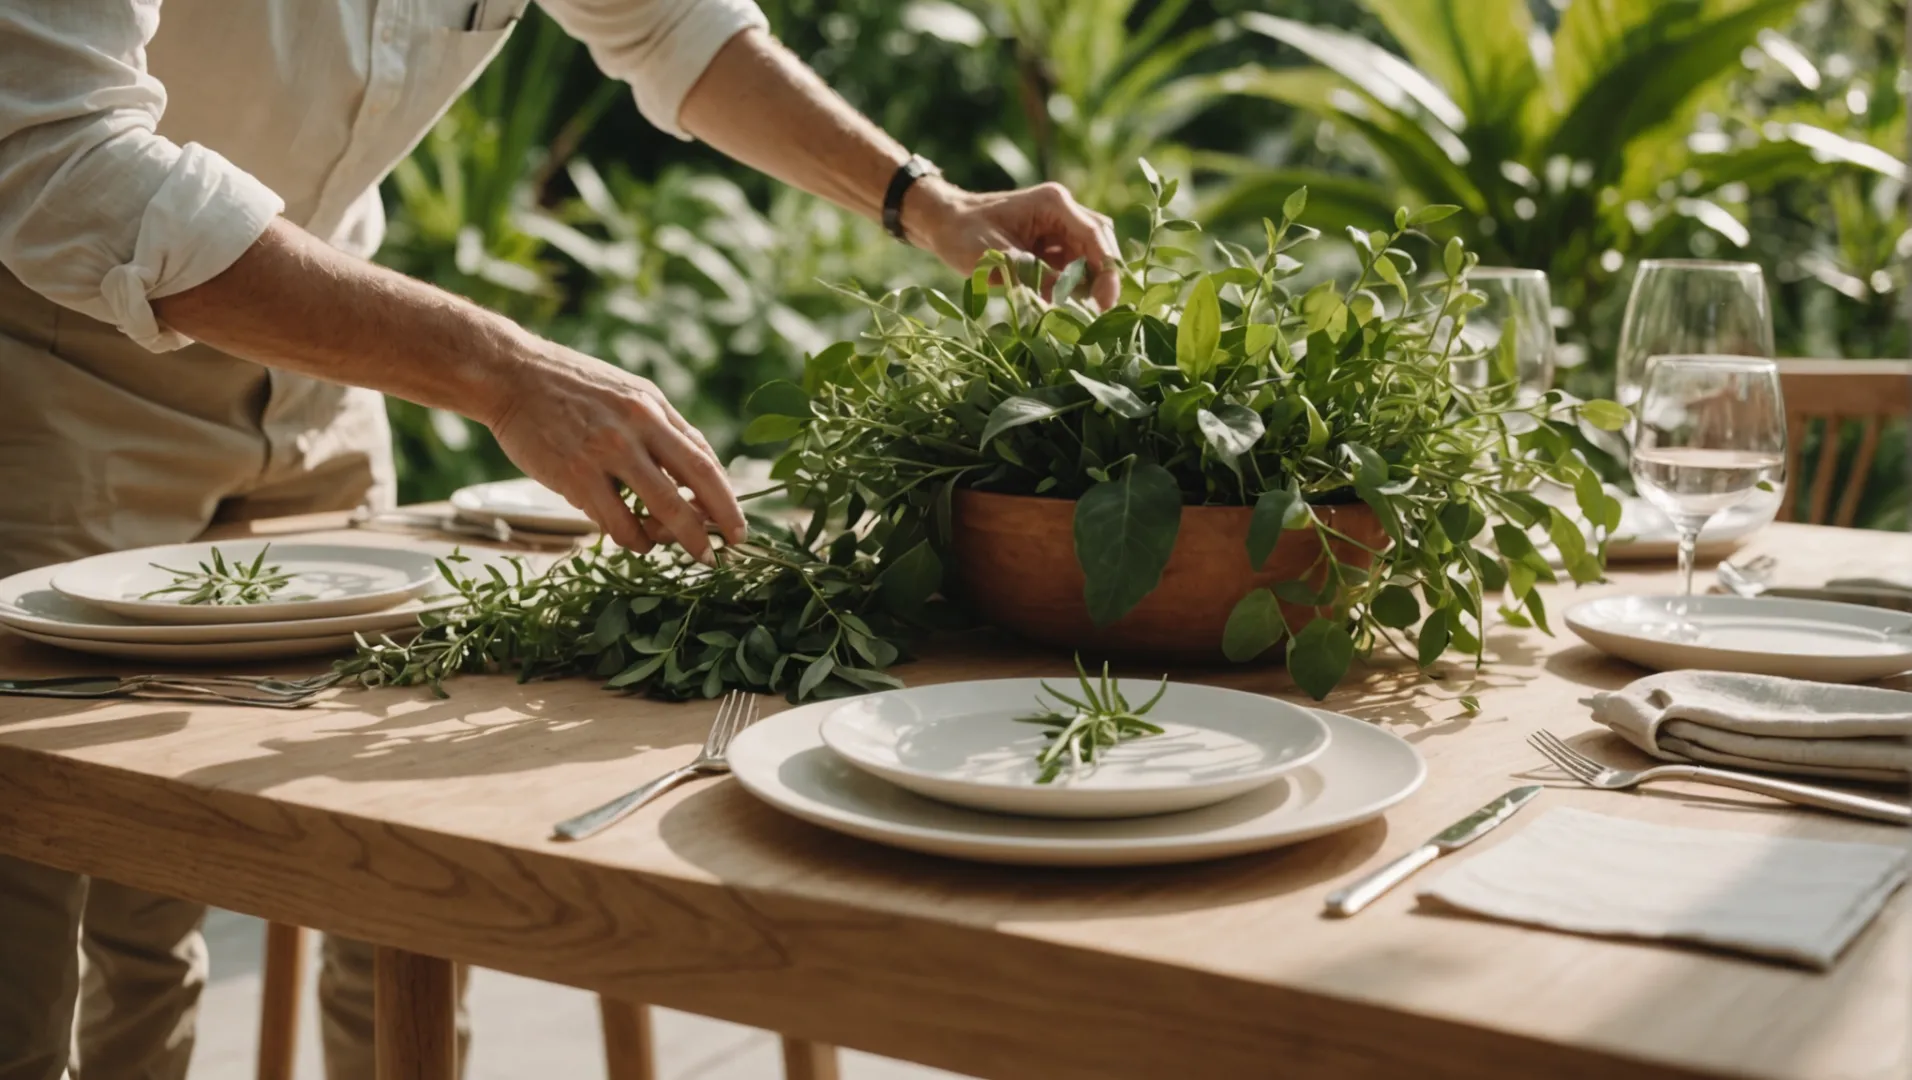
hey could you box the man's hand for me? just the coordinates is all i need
[484,341,746,562]
[154,220,746,559]
[680,32,1121,308]
[904,180,1122,309]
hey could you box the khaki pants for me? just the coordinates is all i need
[0,270,469,1080]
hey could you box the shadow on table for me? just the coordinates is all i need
[1542,642,1645,691]
[656,779,1391,921]
[169,691,674,792]
[0,701,194,751]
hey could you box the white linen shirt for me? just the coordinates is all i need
[0,0,767,351]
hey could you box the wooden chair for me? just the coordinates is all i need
[256,923,840,1080]
[1774,358,1912,526]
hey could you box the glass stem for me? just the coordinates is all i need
[1673,514,1712,605]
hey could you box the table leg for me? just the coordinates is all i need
[374,946,457,1080]
[781,1036,841,1080]
[598,997,657,1080]
[255,923,306,1080]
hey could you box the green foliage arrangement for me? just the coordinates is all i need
[338,518,935,702]
[755,167,1632,698]
[142,546,306,606]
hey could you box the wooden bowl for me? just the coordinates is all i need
[949,489,1387,663]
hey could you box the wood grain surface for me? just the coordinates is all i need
[0,517,1905,1080]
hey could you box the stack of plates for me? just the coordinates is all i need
[0,540,474,662]
[726,679,1426,867]
[450,478,596,536]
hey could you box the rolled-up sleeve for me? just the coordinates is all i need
[539,0,768,140]
[0,0,283,352]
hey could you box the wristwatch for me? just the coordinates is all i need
[883,154,941,243]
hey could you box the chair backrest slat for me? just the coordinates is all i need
[1774,359,1912,527]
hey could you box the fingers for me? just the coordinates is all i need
[646,429,746,549]
[612,443,715,564]
[572,476,653,554]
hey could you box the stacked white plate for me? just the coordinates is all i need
[0,539,479,662]
[1566,594,1912,683]
[450,478,596,536]
[726,679,1426,867]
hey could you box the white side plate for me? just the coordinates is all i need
[730,705,1424,867]
[818,679,1330,819]
[0,563,461,643]
[1565,594,1912,683]
[50,542,441,624]
[4,625,360,662]
[451,478,596,535]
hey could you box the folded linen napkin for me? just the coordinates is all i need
[1418,807,1907,968]
[1586,671,1912,783]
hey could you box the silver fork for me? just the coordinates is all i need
[552,691,760,841]
[1528,730,1910,825]
[1716,554,1777,597]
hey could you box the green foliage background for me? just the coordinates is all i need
[377,0,1909,527]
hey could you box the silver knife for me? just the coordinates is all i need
[1324,785,1542,918]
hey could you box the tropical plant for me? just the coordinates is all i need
[1199,0,1906,392]
[756,170,1632,699]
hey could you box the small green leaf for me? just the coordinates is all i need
[1579,399,1632,431]
[1223,589,1287,662]
[878,540,943,612]
[742,414,804,445]
[1373,255,1407,294]
[1417,609,1452,666]
[1138,157,1162,195]
[1175,274,1222,380]
[1458,694,1480,714]
[1444,237,1464,277]
[1070,371,1152,419]
[1342,442,1388,489]
[1282,186,1308,222]
[606,652,667,689]
[979,395,1064,447]
[1302,398,1330,452]
[1439,502,1487,543]
[1371,584,1420,629]
[1050,257,1088,304]
[1197,405,1265,465]
[1409,204,1461,225]
[797,654,836,700]
[1247,488,1309,568]
[1074,464,1184,627]
[1287,618,1354,700]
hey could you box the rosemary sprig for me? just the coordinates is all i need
[1018,656,1168,783]
[141,545,307,606]
[336,516,935,703]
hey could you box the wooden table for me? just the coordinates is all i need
[1,518,1906,1080]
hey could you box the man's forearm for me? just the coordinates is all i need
[152,218,527,427]
[678,28,956,244]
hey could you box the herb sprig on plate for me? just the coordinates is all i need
[142,545,308,606]
[1019,657,1169,783]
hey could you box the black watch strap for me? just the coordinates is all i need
[882,154,940,243]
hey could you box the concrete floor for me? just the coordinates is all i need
[190,909,965,1080]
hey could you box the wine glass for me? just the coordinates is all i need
[1615,260,1773,408]
[1455,267,1556,401]
[1629,355,1786,604]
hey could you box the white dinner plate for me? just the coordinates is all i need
[1602,495,1776,563]
[51,542,441,624]
[4,624,361,662]
[1564,594,1912,683]
[451,478,596,535]
[817,679,1330,818]
[729,705,1425,867]
[0,562,463,643]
